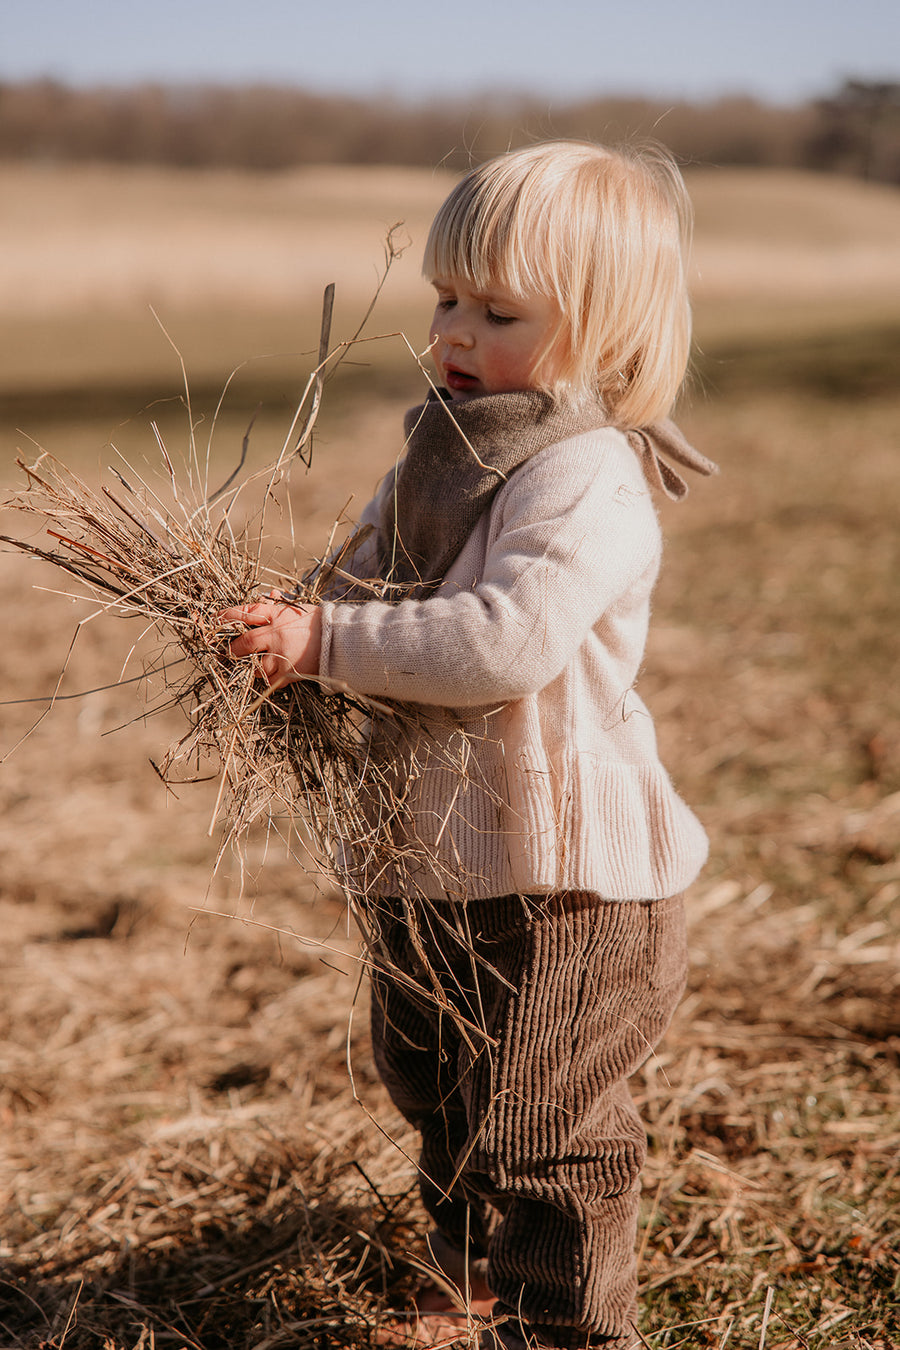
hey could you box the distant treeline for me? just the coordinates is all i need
[1,78,898,181]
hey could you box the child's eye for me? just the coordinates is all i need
[486,310,515,325]
[436,297,456,311]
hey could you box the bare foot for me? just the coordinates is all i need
[375,1307,478,1346]
[416,1279,495,1319]
[376,1239,497,1348]
[376,1274,496,1346]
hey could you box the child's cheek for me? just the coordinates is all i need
[485,340,540,395]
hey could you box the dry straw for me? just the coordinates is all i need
[1,281,498,1052]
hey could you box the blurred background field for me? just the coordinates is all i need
[1,75,899,1350]
[3,158,900,402]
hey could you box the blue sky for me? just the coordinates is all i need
[3,0,897,104]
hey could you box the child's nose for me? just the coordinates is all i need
[443,310,474,348]
[447,326,473,349]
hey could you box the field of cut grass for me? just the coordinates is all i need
[1,163,898,1349]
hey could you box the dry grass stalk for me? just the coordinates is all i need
[0,302,505,1054]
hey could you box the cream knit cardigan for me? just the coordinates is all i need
[318,425,709,902]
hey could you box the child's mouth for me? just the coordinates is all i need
[444,367,479,394]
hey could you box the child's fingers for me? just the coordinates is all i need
[226,633,296,687]
[219,601,279,626]
[219,598,304,628]
[219,602,321,683]
[228,628,266,659]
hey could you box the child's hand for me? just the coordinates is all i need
[220,599,322,691]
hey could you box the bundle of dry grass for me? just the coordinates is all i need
[1,443,376,847]
[1,299,503,1061]
[2,438,490,984]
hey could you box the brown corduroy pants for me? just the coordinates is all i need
[370,890,688,1349]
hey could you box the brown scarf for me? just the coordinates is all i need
[378,389,717,590]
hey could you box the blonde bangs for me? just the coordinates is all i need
[423,159,555,300]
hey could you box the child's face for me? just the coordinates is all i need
[428,277,561,401]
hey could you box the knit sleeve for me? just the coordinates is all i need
[319,432,661,707]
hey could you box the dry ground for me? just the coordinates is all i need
[0,164,898,1348]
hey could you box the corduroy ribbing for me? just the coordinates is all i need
[370,890,688,1346]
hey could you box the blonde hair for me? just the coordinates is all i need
[423,140,693,426]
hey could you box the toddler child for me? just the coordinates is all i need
[222,140,717,1350]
